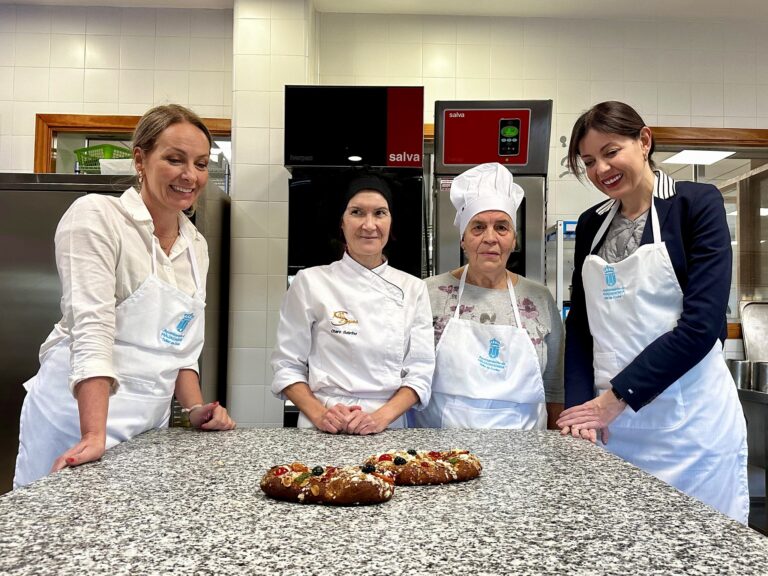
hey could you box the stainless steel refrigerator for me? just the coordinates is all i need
[0,174,229,493]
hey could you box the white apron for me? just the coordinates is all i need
[14,225,205,488]
[582,198,749,523]
[410,266,546,429]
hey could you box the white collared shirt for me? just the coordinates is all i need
[39,187,209,392]
[271,252,435,408]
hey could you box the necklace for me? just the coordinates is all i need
[155,229,179,255]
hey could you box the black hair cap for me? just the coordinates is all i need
[344,174,393,210]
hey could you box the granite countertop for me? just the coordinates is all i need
[2,428,768,575]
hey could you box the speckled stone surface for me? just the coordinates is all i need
[1,428,767,575]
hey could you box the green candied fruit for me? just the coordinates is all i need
[393,456,407,465]
[311,466,324,476]
[448,458,459,465]
[294,472,311,484]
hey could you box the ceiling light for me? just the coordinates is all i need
[662,150,735,165]
[348,155,362,162]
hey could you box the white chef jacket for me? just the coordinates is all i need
[271,252,435,408]
[39,187,208,395]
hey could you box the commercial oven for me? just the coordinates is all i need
[432,100,553,283]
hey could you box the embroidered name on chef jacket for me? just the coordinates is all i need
[478,338,506,372]
[329,310,359,336]
[602,265,625,301]
[161,312,195,345]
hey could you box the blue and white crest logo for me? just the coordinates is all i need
[479,338,505,372]
[488,338,500,359]
[176,312,195,333]
[161,312,195,346]
[604,265,616,287]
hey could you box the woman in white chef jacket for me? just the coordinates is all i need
[271,174,435,434]
[556,101,748,523]
[409,163,564,430]
[14,104,235,489]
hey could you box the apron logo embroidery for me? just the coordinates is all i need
[176,312,195,333]
[330,310,359,336]
[602,265,626,301]
[161,312,195,346]
[488,338,500,359]
[478,338,506,372]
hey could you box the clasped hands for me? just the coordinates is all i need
[556,390,627,444]
[316,403,387,435]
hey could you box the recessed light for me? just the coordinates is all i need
[348,155,362,162]
[662,150,735,165]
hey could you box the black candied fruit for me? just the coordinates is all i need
[406,449,417,456]
[311,466,324,476]
[393,456,407,465]
[361,463,376,474]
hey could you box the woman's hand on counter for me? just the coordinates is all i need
[50,431,106,473]
[345,410,388,435]
[556,391,627,444]
[345,387,419,435]
[318,404,362,433]
[190,401,236,431]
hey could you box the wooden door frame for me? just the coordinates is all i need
[34,114,231,173]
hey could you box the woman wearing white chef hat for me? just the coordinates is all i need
[409,162,564,430]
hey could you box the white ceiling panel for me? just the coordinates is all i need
[314,0,768,21]
[3,0,768,20]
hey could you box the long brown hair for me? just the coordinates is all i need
[568,101,655,179]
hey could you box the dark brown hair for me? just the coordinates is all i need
[567,101,655,178]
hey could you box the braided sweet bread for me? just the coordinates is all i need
[260,462,395,505]
[364,449,482,485]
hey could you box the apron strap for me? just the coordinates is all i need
[456,265,522,328]
[178,223,203,293]
[589,197,662,253]
[150,233,159,276]
[506,275,523,328]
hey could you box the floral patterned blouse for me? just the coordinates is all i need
[425,271,564,403]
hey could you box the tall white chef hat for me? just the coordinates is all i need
[450,162,524,236]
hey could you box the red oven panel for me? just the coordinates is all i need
[441,108,531,166]
[386,87,423,167]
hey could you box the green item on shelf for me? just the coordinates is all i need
[74,144,132,174]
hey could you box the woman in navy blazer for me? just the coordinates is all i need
[556,101,748,523]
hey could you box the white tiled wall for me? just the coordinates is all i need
[4,5,764,426]
[0,4,233,172]
[317,13,768,225]
[229,0,311,427]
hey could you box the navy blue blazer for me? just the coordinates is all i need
[564,180,732,411]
